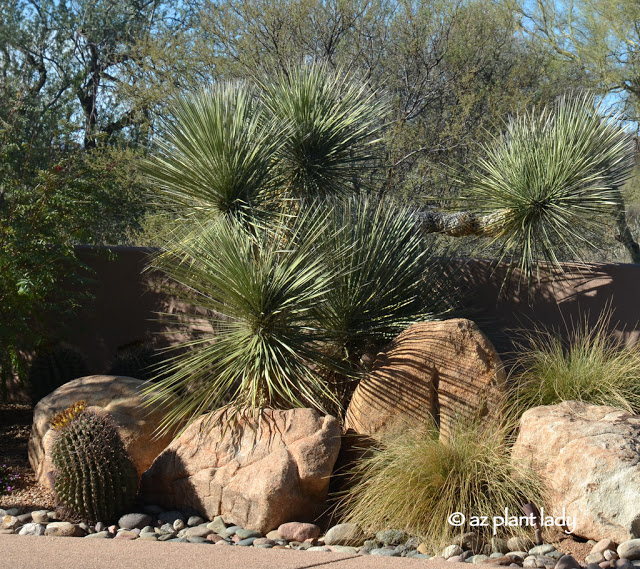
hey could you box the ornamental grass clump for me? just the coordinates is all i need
[510,312,640,417]
[338,417,544,551]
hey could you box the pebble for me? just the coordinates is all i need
[17,513,32,523]
[370,548,400,556]
[443,545,464,559]
[45,522,83,537]
[18,523,46,536]
[207,516,227,534]
[277,522,320,542]
[187,516,204,527]
[4,508,19,516]
[114,530,139,540]
[85,531,111,539]
[2,515,19,530]
[187,536,208,544]
[375,529,408,546]
[183,526,213,539]
[529,545,556,556]
[118,513,152,530]
[471,555,489,563]
[222,525,242,538]
[556,554,582,569]
[237,537,258,546]
[307,546,332,552]
[30,510,48,524]
[265,530,282,540]
[330,546,359,554]
[235,528,262,540]
[593,540,619,555]
[159,523,175,534]
[619,540,640,561]
[605,550,620,561]
[587,553,607,564]
[173,519,185,531]
[455,532,483,552]
[324,523,365,547]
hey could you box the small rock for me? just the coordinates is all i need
[535,556,558,569]
[0,509,6,517]
[508,537,534,552]
[606,551,620,561]
[330,546,359,554]
[159,523,175,534]
[95,522,106,533]
[461,551,475,561]
[529,545,556,556]
[376,529,408,546]
[17,513,32,524]
[187,536,208,544]
[223,525,242,538]
[418,543,430,555]
[490,556,519,566]
[18,523,46,536]
[593,541,619,555]
[31,511,49,524]
[508,552,528,561]
[307,546,332,552]
[235,528,262,540]
[618,541,640,561]
[2,516,19,530]
[206,534,224,544]
[587,553,607,564]
[448,555,462,562]
[215,539,232,546]
[187,516,204,527]
[114,530,139,540]
[277,522,320,542]
[158,511,185,525]
[47,512,59,521]
[615,561,635,569]
[157,534,176,542]
[324,523,366,546]
[523,558,537,568]
[140,534,158,541]
[173,519,185,531]
[443,545,464,559]
[118,513,152,530]
[107,525,117,535]
[5,508,19,516]
[471,555,489,563]
[555,554,582,569]
[45,522,83,537]
[207,516,227,535]
[237,537,258,546]
[370,548,400,556]
[184,526,213,539]
[168,537,188,543]
[547,551,564,560]
[85,531,111,539]
[601,563,613,569]
[266,530,282,540]
[78,523,91,534]
[253,538,275,546]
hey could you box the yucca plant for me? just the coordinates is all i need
[338,416,545,552]
[463,93,635,284]
[317,195,454,361]
[143,211,345,437]
[262,64,387,198]
[509,311,640,417]
[141,82,280,221]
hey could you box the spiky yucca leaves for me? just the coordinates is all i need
[338,417,544,551]
[143,212,345,437]
[51,407,138,524]
[318,196,453,360]
[510,311,640,417]
[262,65,386,198]
[142,82,280,220]
[464,94,634,284]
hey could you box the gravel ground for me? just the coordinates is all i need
[0,403,56,511]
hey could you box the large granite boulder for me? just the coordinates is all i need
[512,401,640,542]
[344,319,506,440]
[139,408,341,534]
[28,375,175,488]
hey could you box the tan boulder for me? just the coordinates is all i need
[512,401,640,542]
[139,408,341,534]
[28,375,175,488]
[344,319,506,439]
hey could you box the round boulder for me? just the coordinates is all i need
[28,375,177,488]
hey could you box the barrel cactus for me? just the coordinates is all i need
[50,401,138,524]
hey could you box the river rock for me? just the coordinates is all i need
[44,522,84,537]
[344,319,506,440]
[29,375,178,488]
[18,523,46,536]
[513,401,640,542]
[277,522,320,542]
[139,408,341,534]
[324,523,366,546]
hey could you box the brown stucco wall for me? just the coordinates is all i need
[6,247,640,402]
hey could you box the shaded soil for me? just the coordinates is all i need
[0,403,56,511]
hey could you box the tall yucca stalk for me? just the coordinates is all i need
[143,212,344,436]
[142,82,280,220]
[262,64,387,198]
[464,94,634,283]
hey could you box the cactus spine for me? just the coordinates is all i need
[50,402,138,524]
